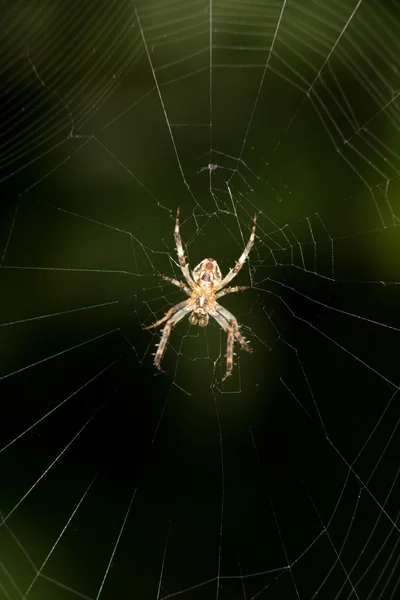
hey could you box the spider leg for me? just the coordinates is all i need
[217,304,253,353]
[174,207,195,287]
[143,299,190,330]
[224,328,235,383]
[157,273,191,295]
[217,304,252,353]
[217,215,257,289]
[215,285,250,300]
[209,311,234,382]
[210,306,252,383]
[151,305,192,371]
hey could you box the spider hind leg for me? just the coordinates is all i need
[211,306,252,384]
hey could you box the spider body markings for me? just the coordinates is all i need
[144,208,257,382]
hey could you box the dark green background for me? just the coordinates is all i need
[1,1,400,599]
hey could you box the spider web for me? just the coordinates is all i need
[1,0,400,598]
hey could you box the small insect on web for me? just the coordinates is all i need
[197,163,219,174]
[144,209,257,382]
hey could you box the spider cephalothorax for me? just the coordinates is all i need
[144,208,257,382]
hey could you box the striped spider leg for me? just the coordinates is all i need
[215,214,257,290]
[210,304,253,382]
[144,210,257,381]
[174,207,195,287]
[144,300,192,371]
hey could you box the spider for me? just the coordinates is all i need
[144,208,257,382]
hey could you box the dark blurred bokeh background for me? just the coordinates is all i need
[1,1,400,598]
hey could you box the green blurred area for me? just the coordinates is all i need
[1,1,400,598]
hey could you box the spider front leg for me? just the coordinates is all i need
[175,208,195,287]
[217,215,257,290]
